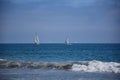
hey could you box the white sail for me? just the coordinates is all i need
[65,38,70,45]
[35,34,40,45]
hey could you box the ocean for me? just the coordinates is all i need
[0,43,120,80]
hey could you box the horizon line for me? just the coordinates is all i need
[0,42,120,44]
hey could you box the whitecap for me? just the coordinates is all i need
[72,60,120,73]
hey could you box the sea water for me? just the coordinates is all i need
[0,44,120,80]
[0,44,120,62]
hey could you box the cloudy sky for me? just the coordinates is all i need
[0,0,120,43]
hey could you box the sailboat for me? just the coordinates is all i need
[34,34,40,45]
[65,38,70,45]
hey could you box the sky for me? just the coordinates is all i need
[0,0,120,43]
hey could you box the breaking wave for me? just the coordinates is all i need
[72,60,120,73]
[0,59,120,73]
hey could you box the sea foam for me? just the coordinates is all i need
[0,59,120,73]
[72,60,120,73]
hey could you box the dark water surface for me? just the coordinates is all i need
[0,44,120,62]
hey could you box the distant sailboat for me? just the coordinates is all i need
[65,38,70,45]
[34,34,40,45]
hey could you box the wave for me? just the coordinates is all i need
[72,60,120,73]
[0,59,120,73]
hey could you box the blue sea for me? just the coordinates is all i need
[0,44,120,80]
[0,43,120,62]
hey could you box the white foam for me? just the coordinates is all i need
[0,59,6,61]
[72,60,120,73]
[0,59,120,73]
